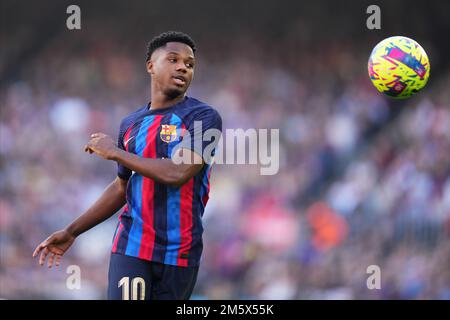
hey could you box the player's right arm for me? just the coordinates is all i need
[32,176,128,268]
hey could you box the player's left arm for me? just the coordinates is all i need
[85,133,203,187]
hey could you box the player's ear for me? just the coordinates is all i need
[146,60,154,75]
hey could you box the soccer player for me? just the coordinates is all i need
[33,31,222,300]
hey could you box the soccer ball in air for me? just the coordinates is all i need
[368,36,430,99]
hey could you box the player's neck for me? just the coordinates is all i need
[149,90,186,110]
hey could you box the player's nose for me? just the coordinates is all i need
[175,62,187,73]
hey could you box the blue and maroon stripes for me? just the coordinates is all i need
[125,116,154,256]
[112,112,210,267]
[113,121,141,254]
[150,115,169,263]
[138,116,161,260]
[201,164,212,209]
[111,218,123,252]
[164,114,195,266]
[187,166,211,266]
[177,178,194,266]
[164,114,183,265]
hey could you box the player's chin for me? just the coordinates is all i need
[165,85,187,99]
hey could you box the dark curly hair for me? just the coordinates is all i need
[146,31,196,61]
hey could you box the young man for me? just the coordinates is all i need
[33,31,222,300]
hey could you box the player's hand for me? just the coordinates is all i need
[32,230,75,268]
[84,132,118,160]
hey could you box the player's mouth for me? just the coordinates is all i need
[172,75,187,86]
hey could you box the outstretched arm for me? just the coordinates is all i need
[33,176,128,267]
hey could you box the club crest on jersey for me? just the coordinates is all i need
[160,124,178,143]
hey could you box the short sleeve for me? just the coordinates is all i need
[174,108,222,164]
[117,124,132,180]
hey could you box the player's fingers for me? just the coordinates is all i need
[39,247,50,266]
[55,255,62,267]
[33,245,44,258]
[47,253,55,268]
[84,143,95,154]
[33,244,43,257]
[33,238,50,258]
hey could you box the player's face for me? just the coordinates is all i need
[147,42,195,98]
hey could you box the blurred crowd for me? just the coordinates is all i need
[1,2,450,299]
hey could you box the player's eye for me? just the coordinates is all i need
[169,58,177,63]
[186,63,194,68]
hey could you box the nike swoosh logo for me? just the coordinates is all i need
[124,136,134,148]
